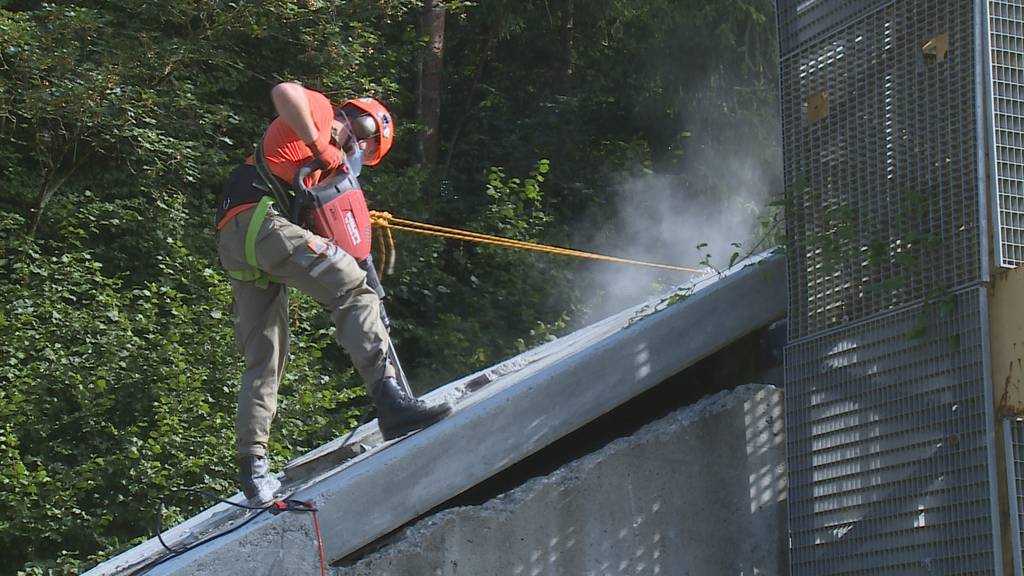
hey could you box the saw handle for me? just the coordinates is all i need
[291,159,323,224]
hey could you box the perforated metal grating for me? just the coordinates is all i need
[1003,418,1024,576]
[777,0,894,57]
[988,0,1024,267]
[781,0,984,340]
[785,288,1000,575]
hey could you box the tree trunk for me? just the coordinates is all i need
[556,0,575,153]
[442,33,493,180]
[27,149,89,236]
[27,169,72,236]
[558,0,575,99]
[416,0,446,166]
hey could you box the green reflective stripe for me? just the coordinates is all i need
[225,196,276,288]
[245,196,274,271]
[227,267,273,288]
[228,268,263,282]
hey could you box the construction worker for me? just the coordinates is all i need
[215,82,451,505]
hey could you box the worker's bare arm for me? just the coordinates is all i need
[270,82,320,145]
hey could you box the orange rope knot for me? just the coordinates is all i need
[369,211,397,275]
[369,210,393,227]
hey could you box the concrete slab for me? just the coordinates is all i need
[85,252,787,576]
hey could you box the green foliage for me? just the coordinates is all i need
[366,160,571,389]
[0,203,364,572]
[437,0,780,326]
[0,0,779,572]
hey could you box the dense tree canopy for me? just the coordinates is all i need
[0,0,778,572]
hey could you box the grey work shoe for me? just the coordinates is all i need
[238,455,281,507]
[372,376,452,441]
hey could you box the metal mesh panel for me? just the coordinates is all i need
[989,0,1024,267]
[777,0,895,56]
[1003,418,1024,575]
[785,288,999,575]
[781,0,983,340]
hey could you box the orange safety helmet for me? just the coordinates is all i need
[337,97,394,167]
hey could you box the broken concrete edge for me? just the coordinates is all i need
[82,250,785,576]
[336,384,784,573]
[100,492,256,575]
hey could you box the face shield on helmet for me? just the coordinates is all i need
[335,98,394,167]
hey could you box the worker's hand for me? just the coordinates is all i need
[308,138,346,172]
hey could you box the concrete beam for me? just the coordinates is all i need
[335,384,787,576]
[87,252,787,576]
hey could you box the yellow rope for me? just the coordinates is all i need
[369,211,703,275]
[373,227,386,276]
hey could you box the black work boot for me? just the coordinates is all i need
[238,455,281,506]
[372,376,452,440]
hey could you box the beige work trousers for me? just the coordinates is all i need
[217,206,394,457]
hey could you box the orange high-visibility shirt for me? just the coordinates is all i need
[246,87,334,189]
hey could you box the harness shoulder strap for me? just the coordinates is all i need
[227,195,277,288]
[254,134,294,214]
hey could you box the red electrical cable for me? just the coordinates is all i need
[270,499,327,575]
[311,509,326,576]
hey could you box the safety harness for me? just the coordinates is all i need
[225,137,293,288]
[228,129,374,290]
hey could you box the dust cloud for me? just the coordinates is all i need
[575,103,782,322]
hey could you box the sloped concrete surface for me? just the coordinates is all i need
[337,384,787,576]
[85,252,786,575]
